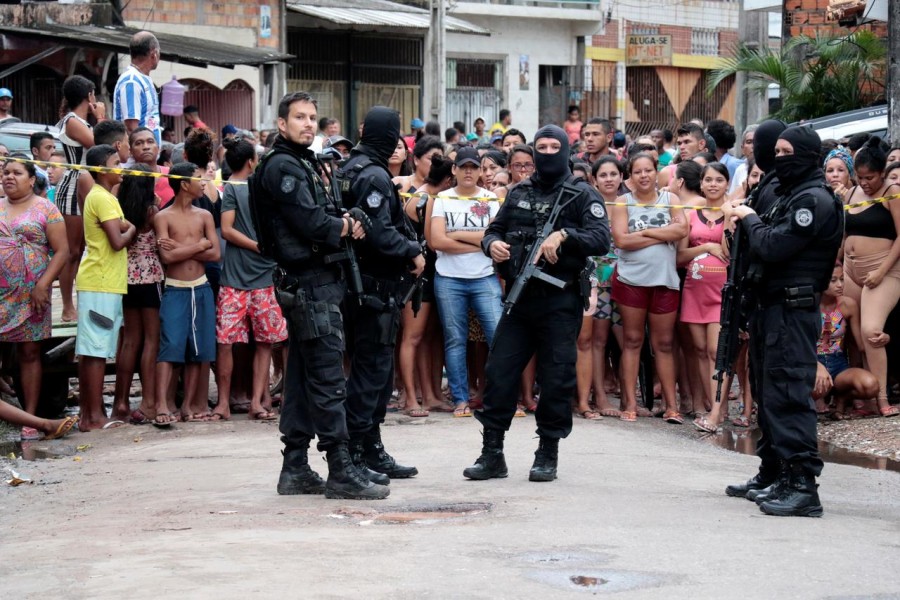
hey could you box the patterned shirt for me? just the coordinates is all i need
[113,65,161,146]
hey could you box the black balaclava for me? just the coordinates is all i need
[774,125,822,192]
[532,125,570,189]
[752,119,787,173]
[358,106,401,166]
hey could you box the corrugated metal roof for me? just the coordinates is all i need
[0,24,293,68]
[287,1,490,35]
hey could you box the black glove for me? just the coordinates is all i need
[348,207,374,234]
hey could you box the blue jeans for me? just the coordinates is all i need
[434,273,503,404]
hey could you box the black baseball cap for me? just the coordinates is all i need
[455,146,480,167]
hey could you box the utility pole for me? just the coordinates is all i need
[429,0,446,125]
[890,0,900,142]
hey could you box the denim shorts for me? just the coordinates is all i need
[818,352,849,380]
[75,291,124,359]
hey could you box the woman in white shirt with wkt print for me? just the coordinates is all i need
[430,147,502,417]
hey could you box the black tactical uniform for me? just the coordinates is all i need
[341,106,423,479]
[727,125,843,517]
[464,125,610,482]
[251,111,388,501]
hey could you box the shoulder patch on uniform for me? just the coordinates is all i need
[280,175,296,194]
[590,203,606,219]
[367,191,384,209]
[794,208,813,227]
[518,200,531,210]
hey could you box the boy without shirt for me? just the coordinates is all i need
[153,162,220,425]
[75,145,137,431]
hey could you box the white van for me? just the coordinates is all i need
[800,106,889,143]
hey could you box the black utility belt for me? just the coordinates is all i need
[759,284,819,309]
[361,274,409,297]
[274,266,341,292]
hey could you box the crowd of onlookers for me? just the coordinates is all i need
[0,30,898,443]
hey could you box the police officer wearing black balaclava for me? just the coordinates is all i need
[722,125,843,517]
[341,106,426,482]
[464,125,610,483]
[250,91,387,501]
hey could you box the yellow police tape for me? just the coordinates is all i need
[7,155,898,211]
[4,155,230,184]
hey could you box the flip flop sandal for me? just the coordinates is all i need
[404,408,430,418]
[101,420,126,430]
[152,413,175,429]
[44,416,79,441]
[663,411,685,425]
[20,426,41,440]
[130,409,152,425]
[578,410,603,421]
[692,416,718,433]
[453,404,472,418]
[619,411,637,422]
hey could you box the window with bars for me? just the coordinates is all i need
[447,59,501,89]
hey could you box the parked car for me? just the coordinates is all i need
[800,106,889,143]
[0,121,62,154]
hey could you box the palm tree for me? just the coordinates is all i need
[708,30,886,123]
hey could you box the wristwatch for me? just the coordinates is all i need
[559,228,569,241]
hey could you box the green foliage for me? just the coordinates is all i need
[709,30,886,122]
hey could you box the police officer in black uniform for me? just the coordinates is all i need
[250,91,388,500]
[463,125,610,482]
[341,106,426,481]
[722,125,843,517]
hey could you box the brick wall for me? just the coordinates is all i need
[784,0,887,38]
[122,0,281,49]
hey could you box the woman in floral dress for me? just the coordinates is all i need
[0,159,69,437]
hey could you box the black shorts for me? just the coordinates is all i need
[123,282,162,310]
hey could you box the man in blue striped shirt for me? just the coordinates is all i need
[113,31,162,147]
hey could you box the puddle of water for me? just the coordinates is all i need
[526,569,666,594]
[0,440,76,461]
[702,428,900,473]
[332,502,492,525]
[571,575,609,587]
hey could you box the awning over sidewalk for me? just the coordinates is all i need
[0,24,293,69]
[287,0,490,35]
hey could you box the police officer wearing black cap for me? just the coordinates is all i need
[463,124,610,482]
[340,106,426,481]
[722,125,843,517]
[250,91,388,501]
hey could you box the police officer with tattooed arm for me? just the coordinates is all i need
[250,91,389,500]
[721,125,843,517]
[341,106,426,483]
[464,125,610,483]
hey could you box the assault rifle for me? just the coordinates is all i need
[711,177,766,403]
[503,184,580,314]
[316,153,365,303]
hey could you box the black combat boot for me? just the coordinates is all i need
[363,425,418,479]
[759,463,823,517]
[750,464,791,504]
[463,429,508,480]
[349,435,390,486]
[725,463,778,498]
[324,443,390,500]
[529,436,559,482]
[276,440,326,495]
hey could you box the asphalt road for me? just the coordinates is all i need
[1,412,898,599]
